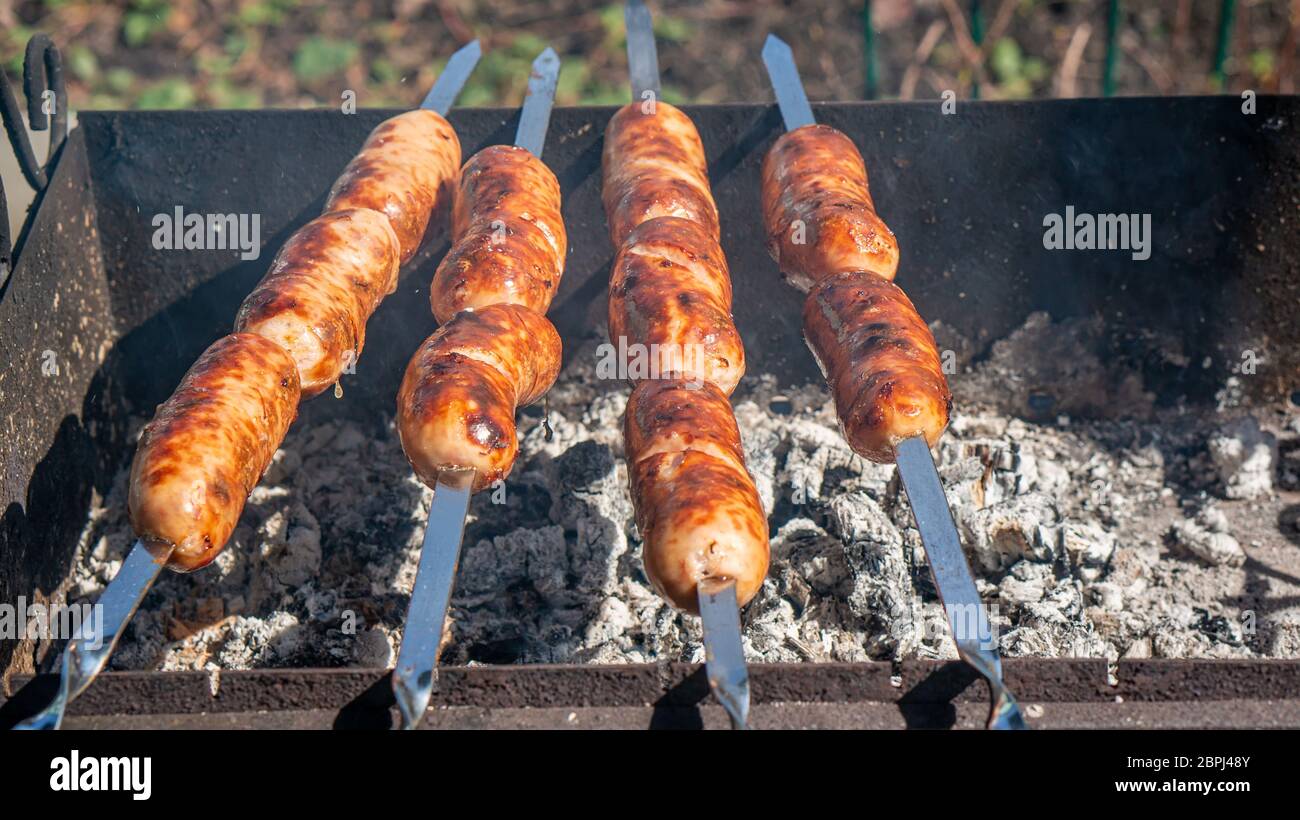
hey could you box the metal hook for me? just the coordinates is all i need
[0,34,68,287]
[0,33,67,193]
[23,34,68,165]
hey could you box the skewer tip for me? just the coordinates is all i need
[762,33,791,56]
[533,47,560,70]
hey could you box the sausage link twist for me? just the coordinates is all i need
[802,271,950,463]
[430,145,567,322]
[624,378,769,611]
[235,208,400,397]
[602,101,720,247]
[397,303,562,493]
[326,109,462,263]
[761,124,899,291]
[128,334,301,571]
[607,216,745,395]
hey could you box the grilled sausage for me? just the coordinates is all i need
[802,271,950,463]
[325,109,461,263]
[624,377,769,612]
[761,124,899,291]
[602,101,720,248]
[128,333,301,572]
[234,209,401,398]
[430,145,567,322]
[397,303,561,493]
[608,216,744,395]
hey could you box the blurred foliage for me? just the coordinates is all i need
[989,38,1048,99]
[0,1,1292,110]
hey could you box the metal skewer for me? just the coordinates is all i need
[626,0,661,102]
[391,46,560,731]
[14,541,173,730]
[14,44,485,733]
[392,468,474,730]
[698,578,750,729]
[421,39,483,114]
[761,33,1026,731]
[626,0,753,731]
[895,436,1025,730]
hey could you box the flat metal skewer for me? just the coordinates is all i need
[698,578,750,729]
[760,35,815,130]
[421,39,483,114]
[391,47,561,730]
[626,0,661,102]
[392,468,474,730]
[627,1,752,731]
[895,436,1025,730]
[14,540,173,730]
[761,33,1026,731]
[515,47,560,158]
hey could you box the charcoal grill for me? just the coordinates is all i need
[2,98,1299,728]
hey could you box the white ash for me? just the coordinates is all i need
[53,312,1300,672]
[1170,505,1247,568]
[1207,416,1277,500]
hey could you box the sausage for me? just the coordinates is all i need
[608,216,744,395]
[761,124,899,291]
[128,333,301,572]
[802,271,951,463]
[234,209,400,398]
[325,109,461,263]
[397,303,562,493]
[624,377,769,612]
[430,145,567,322]
[601,102,720,248]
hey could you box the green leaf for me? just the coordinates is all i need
[105,68,136,95]
[238,2,286,26]
[67,46,98,82]
[293,36,359,83]
[1023,57,1048,84]
[123,10,167,47]
[990,39,1023,83]
[1249,50,1275,80]
[654,15,693,43]
[135,77,197,109]
[225,33,249,59]
[208,80,262,109]
[370,57,400,85]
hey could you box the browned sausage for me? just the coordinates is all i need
[430,145,567,322]
[325,109,462,263]
[761,124,899,291]
[397,303,561,493]
[601,102,720,248]
[128,333,301,572]
[624,377,769,612]
[802,271,950,463]
[608,216,744,395]
[234,209,400,398]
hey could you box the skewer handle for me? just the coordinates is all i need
[698,577,751,730]
[13,539,172,730]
